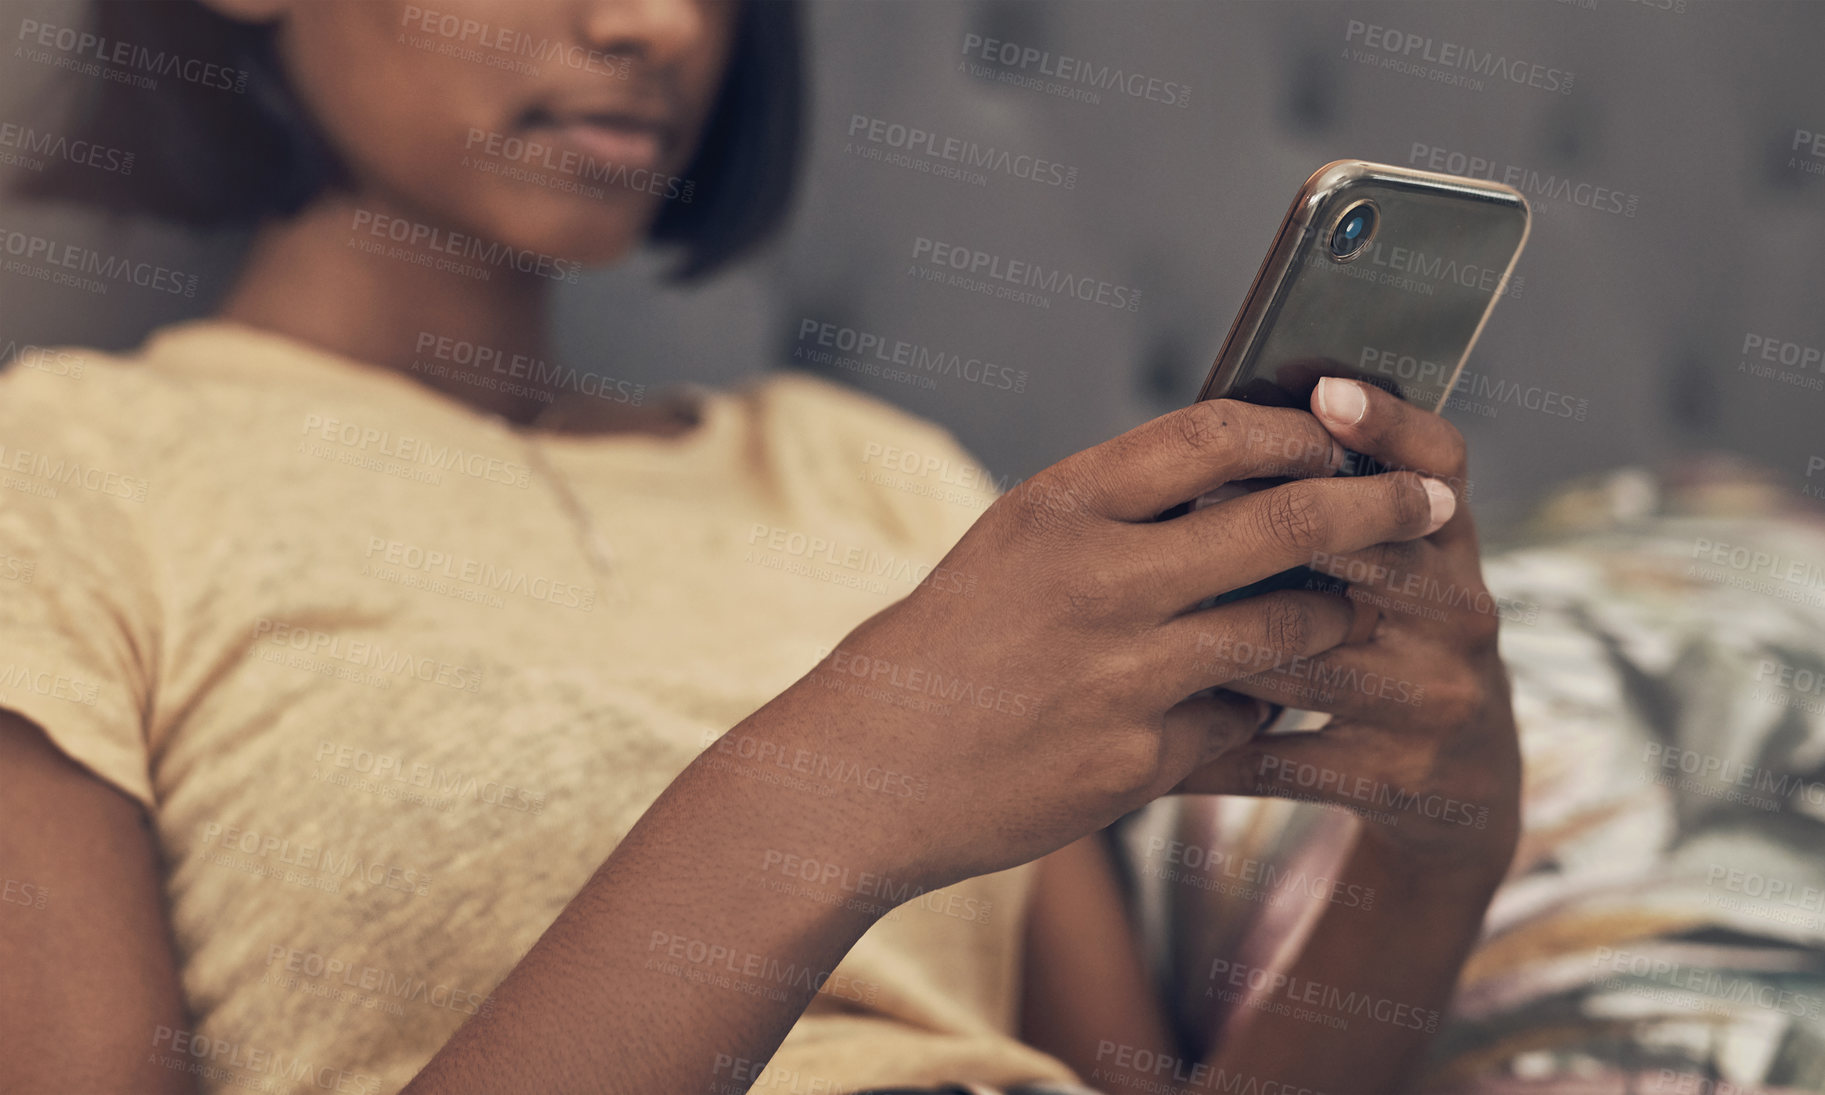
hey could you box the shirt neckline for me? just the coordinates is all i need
[139,316,738,453]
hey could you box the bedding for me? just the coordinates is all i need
[1119,458,1825,1094]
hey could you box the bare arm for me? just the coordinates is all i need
[403,689,895,1093]
[1020,816,1509,1095]
[1191,832,1507,1093]
[1020,832,1182,1091]
[0,710,195,1095]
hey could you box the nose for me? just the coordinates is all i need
[575,0,713,69]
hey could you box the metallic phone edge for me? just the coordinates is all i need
[1196,159,1532,415]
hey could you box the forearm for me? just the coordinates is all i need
[405,704,889,1095]
[1193,828,1510,1095]
[1021,833,1186,1092]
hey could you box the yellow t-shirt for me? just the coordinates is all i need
[0,319,1081,1095]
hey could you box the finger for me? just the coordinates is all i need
[1176,723,1502,837]
[1344,596,1381,645]
[1215,638,1434,722]
[1064,400,1346,522]
[1156,591,1357,697]
[1316,538,1454,618]
[1309,536,1434,588]
[1313,539,1500,635]
[1143,469,1454,609]
[1312,378,1476,546]
[1173,720,1376,799]
[1313,377,1466,481]
[1158,689,1273,790]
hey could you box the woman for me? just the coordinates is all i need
[0,2,1520,1093]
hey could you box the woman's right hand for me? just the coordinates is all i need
[410,398,1453,1095]
[741,398,1456,893]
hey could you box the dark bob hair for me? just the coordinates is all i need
[12,0,803,281]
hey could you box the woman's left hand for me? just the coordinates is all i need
[1179,376,1522,879]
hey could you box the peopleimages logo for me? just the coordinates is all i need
[1314,237,1518,298]
[1143,835,1376,910]
[759,849,993,924]
[398,5,629,79]
[1642,741,1825,809]
[462,128,693,202]
[0,342,86,380]
[413,331,644,405]
[818,647,1041,722]
[958,34,1191,108]
[347,209,582,284]
[0,225,198,297]
[263,945,494,1018]
[1408,143,1638,218]
[363,535,595,613]
[1207,958,1442,1033]
[845,114,1078,190]
[744,522,975,596]
[909,237,1141,312]
[253,618,485,694]
[0,442,151,502]
[199,821,432,897]
[299,412,533,488]
[150,1027,378,1095]
[1345,20,1573,94]
[1690,538,1825,591]
[645,931,881,1006]
[15,18,249,93]
[1741,333,1824,372]
[0,121,133,175]
[0,663,100,707]
[1358,346,1590,421]
[1590,947,1822,1020]
[795,319,1028,392]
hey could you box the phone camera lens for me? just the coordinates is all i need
[1329,202,1377,260]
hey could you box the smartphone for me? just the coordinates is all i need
[1188,160,1529,726]
[1199,159,1529,419]
[1185,159,1528,571]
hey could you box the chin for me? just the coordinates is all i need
[473,195,659,269]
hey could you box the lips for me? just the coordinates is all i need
[521,104,677,172]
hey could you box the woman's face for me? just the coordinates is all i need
[211,0,739,263]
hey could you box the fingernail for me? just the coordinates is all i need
[1193,482,1252,510]
[1316,377,1367,427]
[1423,478,1457,533]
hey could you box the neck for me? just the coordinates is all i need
[217,190,557,424]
